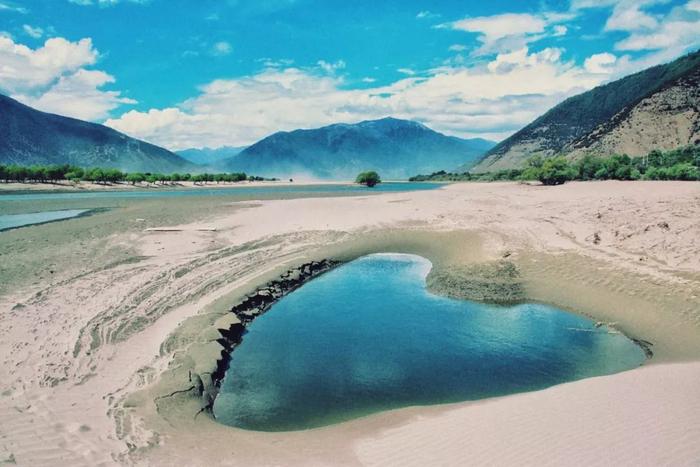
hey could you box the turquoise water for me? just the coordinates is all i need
[214,254,646,432]
[0,182,441,202]
[0,209,91,231]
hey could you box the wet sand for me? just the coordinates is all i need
[0,181,698,465]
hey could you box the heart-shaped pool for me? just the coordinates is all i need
[214,254,645,431]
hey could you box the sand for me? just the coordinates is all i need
[0,180,317,193]
[0,180,699,466]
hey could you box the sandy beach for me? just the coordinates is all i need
[0,179,341,194]
[1,181,699,466]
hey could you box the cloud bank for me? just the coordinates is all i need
[0,36,134,120]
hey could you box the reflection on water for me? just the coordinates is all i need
[0,209,90,231]
[214,253,645,431]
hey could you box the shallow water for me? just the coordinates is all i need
[214,254,646,431]
[0,182,441,202]
[0,209,91,231]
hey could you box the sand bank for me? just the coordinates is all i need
[0,181,698,465]
[0,180,321,194]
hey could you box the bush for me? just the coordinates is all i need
[668,163,700,181]
[575,155,605,180]
[538,157,576,185]
[355,171,381,187]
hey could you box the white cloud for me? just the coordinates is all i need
[448,44,468,52]
[614,1,700,52]
[571,0,700,74]
[604,1,661,32]
[443,12,571,55]
[212,41,232,56]
[15,69,135,120]
[450,13,546,40]
[317,59,345,74]
[572,0,700,54]
[22,24,43,38]
[416,10,439,19]
[361,77,376,83]
[0,36,133,120]
[68,0,148,6]
[553,25,568,36]
[106,48,611,150]
[0,36,97,92]
[0,1,27,13]
[397,67,416,75]
[584,52,618,73]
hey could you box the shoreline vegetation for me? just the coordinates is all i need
[0,163,279,187]
[409,145,700,184]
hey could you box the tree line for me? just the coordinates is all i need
[409,145,700,185]
[0,164,277,185]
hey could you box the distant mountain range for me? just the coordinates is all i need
[7,48,697,178]
[474,49,700,172]
[0,93,194,173]
[222,117,495,179]
[176,146,247,166]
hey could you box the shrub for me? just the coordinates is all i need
[355,171,381,187]
[538,157,576,185]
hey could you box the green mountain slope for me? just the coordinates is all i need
[0,94,193,173]
[474,50,700,172]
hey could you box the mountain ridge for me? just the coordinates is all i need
[474,49,700,172]
[223,117,496,179]
[0,93,194,173]
[177,146,247,166]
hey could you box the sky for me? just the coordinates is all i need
[1,0,699,150]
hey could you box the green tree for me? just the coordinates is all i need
[65,168,84,180]
[125,173,145,185]
[7,165,28,182]
[538,157,576,186]
[104,168,123,183]
[575,155,605,180]
[28,165,48,183]
[355,171,381,187]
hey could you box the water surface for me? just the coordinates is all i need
[0,182,441,202]
[0,209,91,231]
[214,254,645,431]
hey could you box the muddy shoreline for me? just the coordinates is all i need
[192,259,341,414]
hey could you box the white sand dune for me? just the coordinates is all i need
[355,362,700,466]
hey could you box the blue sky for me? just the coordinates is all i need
[1,0,699,149]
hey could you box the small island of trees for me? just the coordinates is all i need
[355,171,381,187]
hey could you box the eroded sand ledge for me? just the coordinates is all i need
[1,181,699,466]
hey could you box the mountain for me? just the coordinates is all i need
[474,49,700,172]
[0,93,193,173]
[222,118,495,179]
[177,146,246,166]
